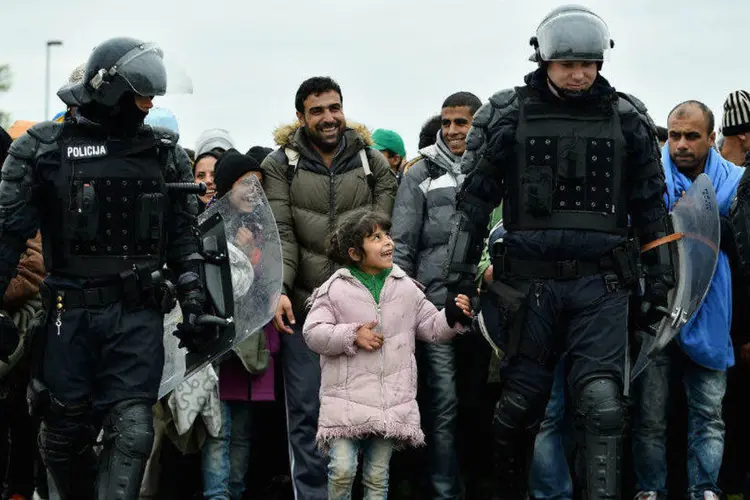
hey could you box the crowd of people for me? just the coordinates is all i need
[1,4,750,500]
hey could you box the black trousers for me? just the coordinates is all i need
[42,300,164,411]
[38,295,164,499]
[0,357,36,500]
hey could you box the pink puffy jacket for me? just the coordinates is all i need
[303,265,463,449]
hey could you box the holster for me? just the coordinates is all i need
[485,280,531,361]
[609,238,641,290]
[119,263,160,310]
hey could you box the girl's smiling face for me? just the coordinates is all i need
[349,225,394,275]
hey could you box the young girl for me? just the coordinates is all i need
[303,208,472,500]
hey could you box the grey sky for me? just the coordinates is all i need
[2,0,748,156]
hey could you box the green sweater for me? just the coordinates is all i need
[477,205,504,284]
[347,266,392,304]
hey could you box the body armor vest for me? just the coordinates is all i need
[42,124,169,278]
[503,86,629,235]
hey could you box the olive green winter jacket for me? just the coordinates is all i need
[261,122,398,313]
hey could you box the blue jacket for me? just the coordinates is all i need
[663,145,744,370]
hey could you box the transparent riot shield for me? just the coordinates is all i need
[631,173,720,381]
[159,175,282,398]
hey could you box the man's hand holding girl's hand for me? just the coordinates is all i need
[445,294,473,326]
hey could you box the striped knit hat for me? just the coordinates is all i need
[722,90,750,136]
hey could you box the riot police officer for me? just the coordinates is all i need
[445,6,674,499]
[0,37,210,499]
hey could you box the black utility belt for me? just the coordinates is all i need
[492,254,612,280]
[43,283,152,309]
[491,239,641,285]
[45,279,174,314]
[59,284,125,309]
[45,267,166,311]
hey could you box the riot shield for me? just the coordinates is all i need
[631,173,720,381]
[159,175,283,398]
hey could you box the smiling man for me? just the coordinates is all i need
[390,91,481,500]
[261,76,397,500]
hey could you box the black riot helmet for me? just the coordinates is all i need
[57,37,167,108]
[529,5,614,64]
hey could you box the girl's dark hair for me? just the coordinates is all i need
[326,209,392,267]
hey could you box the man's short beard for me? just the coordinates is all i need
[674,153,707,173]
[305,127,342,153]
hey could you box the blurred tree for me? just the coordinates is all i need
[0,65,11,129]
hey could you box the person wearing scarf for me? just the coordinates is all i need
[632,101,744,500]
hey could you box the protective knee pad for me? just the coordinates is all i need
[38,416,97,499]
[575,377,626,436]
[491,388,547,500]
[96,399,155,500]
[492,387,546,438]
[575,377,626,500]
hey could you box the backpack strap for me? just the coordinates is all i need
[284,146,376,195]
[285,147,300,185]
[359,148,376,193]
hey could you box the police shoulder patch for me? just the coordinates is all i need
[66,143,108,159]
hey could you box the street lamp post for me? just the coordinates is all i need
[45,40,63,121]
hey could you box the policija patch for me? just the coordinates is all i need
[66,144,108,159]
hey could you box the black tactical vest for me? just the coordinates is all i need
[43,124,169,278]
[503,86,629,235]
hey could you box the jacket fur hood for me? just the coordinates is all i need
[272,121,373,148]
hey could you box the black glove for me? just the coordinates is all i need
[174,272,216,352]
[175,290,218,352]
[445,294,472,327]
[0,313,20,363]
[445,281,476,327]
[637,217,676,331]
[638,280,670,329]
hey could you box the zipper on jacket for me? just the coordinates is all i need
[328,170,335,278]
[376,303,387,425]
[344,273,390,423]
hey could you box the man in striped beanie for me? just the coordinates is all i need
[720,90,750,167]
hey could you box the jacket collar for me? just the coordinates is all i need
[418,131,463,177]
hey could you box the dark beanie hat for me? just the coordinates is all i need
[213,148,262,199]
[722,90,750,136]
[245,146,273,166]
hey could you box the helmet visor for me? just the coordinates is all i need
[91,42,193,97]
[537,11,612,61]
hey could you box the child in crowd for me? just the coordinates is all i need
[303,209,472,500]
